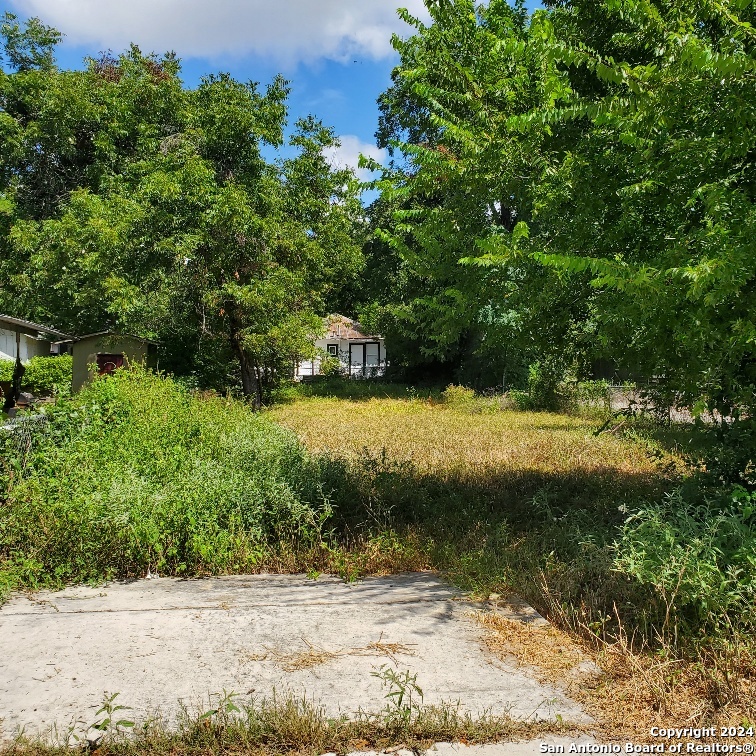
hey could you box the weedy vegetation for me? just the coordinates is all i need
[0,688,571,756]
[1,370,754,746]
[0,356,73,399]
[0,369,332,599]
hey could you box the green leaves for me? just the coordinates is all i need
[0,31,363,402]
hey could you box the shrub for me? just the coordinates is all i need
[526,360,565,411]
[441,384,477,410]
[614,486,756,634]
[0,368,329,598]
[23,355,73,396]
[504,361,568,412]
[319,354,342,377]
[0,355,72,397]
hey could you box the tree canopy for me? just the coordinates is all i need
[368,0,755,422]
[0,18,364,406]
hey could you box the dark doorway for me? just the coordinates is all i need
[96,353,124,376]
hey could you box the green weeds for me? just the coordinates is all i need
[0,689,570,755]
[0,356,72,398]
[0,369,329,599]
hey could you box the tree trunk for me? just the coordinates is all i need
[231,327,262,410]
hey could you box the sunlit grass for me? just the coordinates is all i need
[268,391,754,729]
[270,395,672,481]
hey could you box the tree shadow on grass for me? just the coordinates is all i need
[316,451,672,643]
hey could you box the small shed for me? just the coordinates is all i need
[296,314,387,379]
[59,332,158,392]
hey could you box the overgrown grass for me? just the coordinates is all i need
[0,690,572,756]
[270,390,756,717]
[271,377,440,403]
[0,369,330,599]
[1,370,753,735]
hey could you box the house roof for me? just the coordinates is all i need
[56,331,159,346]
[0,314,73,340]
[325,314,381,341]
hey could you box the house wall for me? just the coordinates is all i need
[296,337,387,378]
[0,327,52,362]
[71,336,154,392]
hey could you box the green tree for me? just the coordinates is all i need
[368,0,584,388]
[0,24,364,406]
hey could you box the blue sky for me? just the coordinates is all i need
[3,1,539,182]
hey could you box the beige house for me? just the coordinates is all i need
[58,332,158,392]
[296,314,386,379]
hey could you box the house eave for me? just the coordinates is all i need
[0,314,73,340]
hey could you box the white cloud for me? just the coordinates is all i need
[10,0,431,65]
[323,134,386,181]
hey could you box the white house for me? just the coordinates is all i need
[0,314,71,362]
[296,314,387,379]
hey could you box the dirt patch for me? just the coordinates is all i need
[474,609,756,743]
[474,612,593,684]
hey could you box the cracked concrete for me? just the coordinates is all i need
[0,573,590,740]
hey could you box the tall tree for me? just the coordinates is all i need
[367,0,585,387]
[0,23,364,406]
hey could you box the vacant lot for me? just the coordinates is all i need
[269,387,754,731]
[269,389,682,624]
[270,393,669,479]
[2,375,752,739]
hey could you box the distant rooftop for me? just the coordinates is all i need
[325,314,381,341]
[0,314,72,340]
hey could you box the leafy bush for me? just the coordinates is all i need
[526,361,566,411]
[441,384,477,409]
[0,368,329,598]
[505,361,568,412]
[614,486,756,634]
[318,354,342,378]
[0,355,72,396]
[23,355,73,396]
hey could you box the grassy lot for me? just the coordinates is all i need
[269,385,678,610]
[1,373,753,747]
[269,383,755,731]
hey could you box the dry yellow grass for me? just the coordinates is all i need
[475,611,756,741]
[268,393,754,732]
[247,636,416,672]
[270,396,672,483]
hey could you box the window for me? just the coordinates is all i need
[327,344,338,357]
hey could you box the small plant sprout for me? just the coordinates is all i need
[371,665,423,726]
[199,689,241,726]
[89,692,134,740]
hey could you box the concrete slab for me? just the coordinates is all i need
[0,573,589,739]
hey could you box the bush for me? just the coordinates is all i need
[319,354,342,377]
[441,384,477,409]
[614,486,756,634]
[24,355,73,396]
[0,368,330,598]
[505,361,568,412]
[0,355,73,397]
